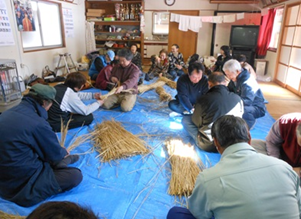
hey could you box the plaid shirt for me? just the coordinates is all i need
[168,52,185,70]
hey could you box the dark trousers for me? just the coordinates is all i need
[51,114,94,132]
[243,106,265,129]
[169,69,185,80]
[168,99,186,114]
[167,207,196,219]
[181,116,216,152]
[53,167,83,191]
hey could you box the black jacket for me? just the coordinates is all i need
[192,85,243,148]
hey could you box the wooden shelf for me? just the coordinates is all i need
[95,39,141,42]
[96,45,129,49]
[87,1,142,4]
[94,21,140,25]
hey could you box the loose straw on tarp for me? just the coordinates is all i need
[0,211,25,219]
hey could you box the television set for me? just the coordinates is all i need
[229,25,260,49]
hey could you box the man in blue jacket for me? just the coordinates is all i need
[223,59,266,129]
[0,84,82,207]
[168,62,208,115]
[88,50,115,81]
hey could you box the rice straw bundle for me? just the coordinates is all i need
[100,87,136,100]
[92,119,149,162]
[59,117,72,147]
[158,77,177,89]
[155,86,172,102]
[138,80,165,94]
[166,139,202,196]
[100,87,117,100]
[0,211,25,219]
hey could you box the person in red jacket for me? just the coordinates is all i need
[95,59,119,90]
[252,112,301,176]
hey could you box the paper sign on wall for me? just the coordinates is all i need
[63,8,74,38]
[0,0,15,46]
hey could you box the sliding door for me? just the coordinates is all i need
[275,3,301,96]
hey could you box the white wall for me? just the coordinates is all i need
[0,0,86,79]
[145,0,260,57]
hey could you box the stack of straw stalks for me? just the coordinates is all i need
[157,77,177,89]
[155,86,172,102]
[92,119,149,162]
[165,139,202,196]
[0,211,25,219]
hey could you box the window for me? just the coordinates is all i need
[21,0,64,52]
[152,12,169,35]
[268,7,284,50]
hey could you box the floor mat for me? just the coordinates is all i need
[0,81,275,218]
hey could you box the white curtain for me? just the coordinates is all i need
[85,21,96,53]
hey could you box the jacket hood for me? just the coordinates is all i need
[22,96,48,120]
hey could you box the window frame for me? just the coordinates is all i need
[21,0,66,53]
[152,11,170,36]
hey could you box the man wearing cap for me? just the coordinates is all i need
[88,50,115,81]
[0,84,82,207]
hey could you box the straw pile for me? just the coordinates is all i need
[92,119,149,162]
[0,211,25,219]
[155,86,172,102]
[138,80,165,94]
[165,139,202,196]
[158,77,177,89]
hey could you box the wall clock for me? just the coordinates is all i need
[165,0,176,6]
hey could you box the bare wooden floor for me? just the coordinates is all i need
[259,82,301,120]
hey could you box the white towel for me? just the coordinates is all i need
[236,13,245,20]
[170,13,180,23]
[201,16,213,23]
[223,14,236,23]
[188,16,202,32]
[179,15,190,31]
[212,16,223,23]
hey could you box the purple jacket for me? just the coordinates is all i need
[111,62,140,94]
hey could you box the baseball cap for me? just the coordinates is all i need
[106,50,115,61]
[30,83,56,100]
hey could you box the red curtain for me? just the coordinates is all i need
[256,9,276,57]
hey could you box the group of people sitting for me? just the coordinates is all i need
[0,43,300,219]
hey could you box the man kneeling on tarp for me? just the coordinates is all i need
[0,84,82,207]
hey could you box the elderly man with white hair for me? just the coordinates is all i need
[223,59,266,129]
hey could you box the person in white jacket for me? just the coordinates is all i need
[48,72,103,132]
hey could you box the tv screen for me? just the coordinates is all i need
[230,25,260,48]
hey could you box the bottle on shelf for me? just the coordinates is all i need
[115,3,120,20]
[130,4,135,20]
[124,4,129,20]
[120,4,124,21]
